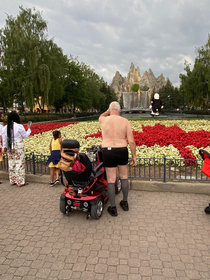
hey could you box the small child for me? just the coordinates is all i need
[46,130,62,186]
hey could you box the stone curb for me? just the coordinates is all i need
[1,170,210,195]
[130,178,210,195]
[0,170,49,185]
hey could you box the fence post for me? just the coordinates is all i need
[163,155,166,182]
[32,152,36,175]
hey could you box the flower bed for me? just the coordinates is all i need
[23,121,77,136]
[24,120,210,166]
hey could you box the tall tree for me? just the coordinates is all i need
[159,79,182,110]
[0,69,13,112]
[100,81,117,111]
[179,35,210,108]
[0,6,66,111]
[81,62,104,110]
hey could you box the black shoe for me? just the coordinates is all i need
[120,200,129,211]
[107,206,118,217]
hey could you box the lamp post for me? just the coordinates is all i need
[71,81,78,118]
[168,95,171,111]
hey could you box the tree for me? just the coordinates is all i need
[159,80,182,110]
[0,69,13,112]
[100,81,117,111]
[0,6,66,111]
[0,6,118,114]
[80,61,104,110]
[179,61,201,108]
[179,35,210,108]
[57,57,87,112]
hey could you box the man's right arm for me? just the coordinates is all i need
[99,109,110,124]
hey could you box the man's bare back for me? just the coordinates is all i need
[99,106,136,166]
[99,115,129,148]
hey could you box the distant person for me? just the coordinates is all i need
[150,93,163,117]
[2,112,31,187]
[0,113,4,184]
[46,130,62,186]
[99,101,136,217]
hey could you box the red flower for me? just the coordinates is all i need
[85,123,210,161]
[23,122,77,136]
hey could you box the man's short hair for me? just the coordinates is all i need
[109,101,120,111]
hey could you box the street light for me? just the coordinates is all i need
[168,95,171,110]
[71,81,78,118]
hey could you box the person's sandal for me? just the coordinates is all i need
[107,206,118,217]
[18,182,29,187]
[120,200,129,211]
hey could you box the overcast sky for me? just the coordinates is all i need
[0,0,209,87]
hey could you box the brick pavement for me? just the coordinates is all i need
[1,180,210,280]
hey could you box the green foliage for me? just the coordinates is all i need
[159,80,182,110]
[18,112,99,123]
[131,83,140,92]
[184,110,210,115]
[180,35,210,108]
[140,85,149,91]
[0,7,50,110]
[119,94,124,108]
[100,81,117,111]
[0,6,118,113]
[0,69,13,112]
[0,7,68,111]
[54,56,86,112]
[80,60,104,110]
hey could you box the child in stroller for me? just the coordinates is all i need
[199,149,210,214]
[59,139,121,219]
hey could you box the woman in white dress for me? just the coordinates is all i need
[2,112,31,187]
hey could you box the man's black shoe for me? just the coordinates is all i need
[120,200,129,211]
[107,206,118,216]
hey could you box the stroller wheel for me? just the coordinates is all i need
[91,196,104,219]
[60,194,67,214]
[115,176,122,194]
[204,205,210,214]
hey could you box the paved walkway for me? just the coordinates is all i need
[1,180,210,280]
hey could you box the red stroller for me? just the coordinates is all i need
[199,149,210,214]
[59,140,121,219]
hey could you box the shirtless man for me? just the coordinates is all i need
[99,101,136,216]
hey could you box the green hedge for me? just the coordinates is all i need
[184,110,210,115]
[18,112,99,123]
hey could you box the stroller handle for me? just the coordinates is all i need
[87,145,101,154]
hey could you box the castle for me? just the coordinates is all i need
[110,63,169,108]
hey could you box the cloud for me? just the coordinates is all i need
[0,0,210,87]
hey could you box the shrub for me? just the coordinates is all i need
[131,83,140,92]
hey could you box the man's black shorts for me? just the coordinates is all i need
[101,147,128,168]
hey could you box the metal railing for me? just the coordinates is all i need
[0,153,50,175]
[0,153,209,182]
[129,156,209,182]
